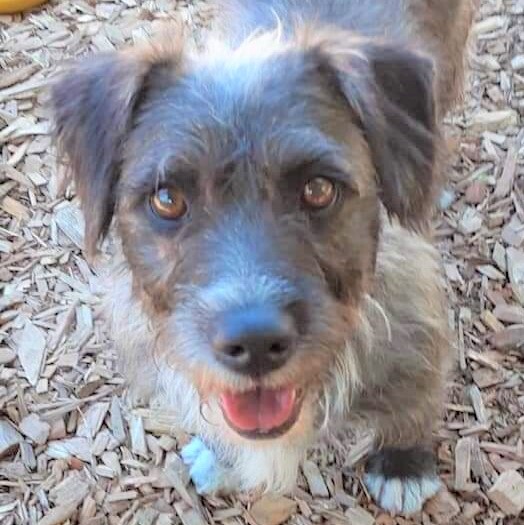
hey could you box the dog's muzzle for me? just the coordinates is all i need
[212,304,298,376]
[209,302,305,438]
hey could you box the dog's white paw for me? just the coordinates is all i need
[364,473,441,515]
[364,446,441,515]
[181,437,229,494]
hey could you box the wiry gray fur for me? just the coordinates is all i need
[215,0,408,43]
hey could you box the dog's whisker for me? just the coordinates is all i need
[364,294,392,343]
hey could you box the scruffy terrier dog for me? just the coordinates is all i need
[51,0,473,515]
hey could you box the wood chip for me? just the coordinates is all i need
[130,415,148,458]
[507,247,524,305]
[467,348,502,370]
[79,496,97,522]
[467,385,488,424]
[491,325,524,350]
[344,435,374,468]
[459,207,483,234]
[481,309,505,332]
[1,195,30,220]
[494,130,523,198]
[455,437,472,490]
[343,506,375,525]
[0,420,23,457]
[164,453,194,507]
[54,204,85,250]
[512,54,524,70]
[12,319,46,386]
[493,303,524,324]
[250,496,297,525]
[47,437,92,462]
[49,471,90,506]
[106,491,138,503]
[173,502,207,525]
[477,264,505,281]
[472,367,505,388]
[465,180,488,204]
[302,460,329,498]
[469,437,487,481]
[424,489,461,524]
[77,402,109,439]
[487,470,524,515]
[110,396,126,444]
[20,414,50,445]
[0,64,40,90]
[0,348,16,365]
[469,109,518,131]
[37,502,79,525]
[473,15,508,33]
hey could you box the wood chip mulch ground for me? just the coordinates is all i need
[0,0,523,524]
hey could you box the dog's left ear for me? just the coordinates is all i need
[316,40,438,226]
[50,32,184,257]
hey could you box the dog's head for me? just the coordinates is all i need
[51,24,438,442]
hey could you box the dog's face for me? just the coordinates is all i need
[52,28,437,442]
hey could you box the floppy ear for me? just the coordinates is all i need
[318,40,438,226]
[50,37,182,256]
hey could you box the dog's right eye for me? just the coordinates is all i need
[150,187,188,220]
[302,177,337,210]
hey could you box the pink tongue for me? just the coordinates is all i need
[220,387,296,432]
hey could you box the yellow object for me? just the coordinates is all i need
[0,0,47,14]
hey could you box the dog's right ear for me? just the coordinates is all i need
[51,36,183,257]
[306,34,439,227]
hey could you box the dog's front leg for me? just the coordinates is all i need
[182,435,305,495]
[181,437,237,495]
[357,382,445,516]
[363,443,441,515]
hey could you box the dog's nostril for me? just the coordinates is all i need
[269,341,288,356]
[213,305,298,375]
[224,344,248,359]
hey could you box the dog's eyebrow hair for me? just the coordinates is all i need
[273,136,354,180]
[283,157,351,180]
[119,158,201,195]
[158,167,201,188]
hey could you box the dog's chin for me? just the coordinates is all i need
[219,386,304,440]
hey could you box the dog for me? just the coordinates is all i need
[51,0,473,515]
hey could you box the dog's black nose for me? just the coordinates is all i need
[213,305,297,376]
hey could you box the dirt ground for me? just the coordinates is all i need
[0,0,523,524]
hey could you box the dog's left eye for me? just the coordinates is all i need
[302,177,337,209]
[150,187,188,220]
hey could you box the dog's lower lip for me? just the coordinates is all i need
[219,387,303,439]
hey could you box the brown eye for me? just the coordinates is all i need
[302,177,337,209]
[150,187,187,220]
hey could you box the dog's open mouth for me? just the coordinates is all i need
[220,386,302,439]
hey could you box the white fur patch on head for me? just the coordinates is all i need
[203,27,288,69]
[364,472,442,515]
